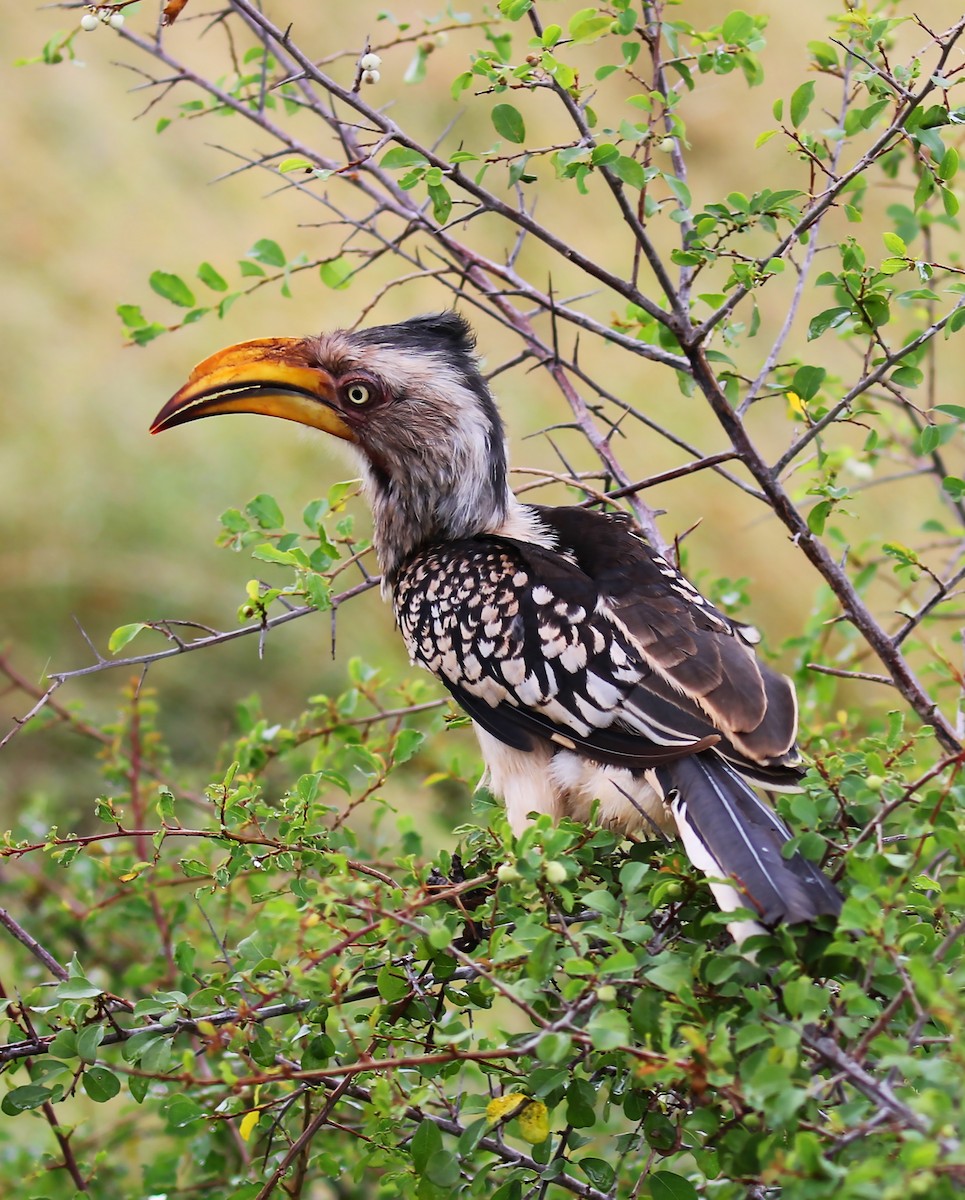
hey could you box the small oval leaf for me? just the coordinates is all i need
[109,623,148,655]
[149,270,196,308]
[492,103,526,144]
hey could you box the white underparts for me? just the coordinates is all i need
[474,725,675,838]
[473,724,763,943]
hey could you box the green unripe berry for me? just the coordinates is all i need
[543,860,567,884]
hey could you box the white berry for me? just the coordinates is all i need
[80,12,99,30]
[359,52,381,71]
[362,69,380,85]
[109,11,125,29]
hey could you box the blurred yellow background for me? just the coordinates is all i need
[3,2,963,809]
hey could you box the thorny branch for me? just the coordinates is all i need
[11,9,958,750]
[7,4,965,1192]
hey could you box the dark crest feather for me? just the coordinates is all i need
[355,312,477,360]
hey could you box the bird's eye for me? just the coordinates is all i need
[344,382,373,406]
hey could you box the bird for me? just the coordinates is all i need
[151,311,842,932]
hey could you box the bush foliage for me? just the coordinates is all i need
[4,2,965,1197]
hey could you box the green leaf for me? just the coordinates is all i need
[890,365,923,388]
[790,81,815,128]
[492,103,526,144]
[175,857,206,879]
[612,155,645,189]
[246,493,285,529]
[568,8,611,43]
[54,975,103,1001]
[535,1031,573,1064]
[918,425,942,454]
[410,1118,443,1174]
[251,543,307,568]
[808,40,838,69]
[619,859,650,894]
[807,306,850,340]
[197,261,229,291]
[162,1094,204,1128]
[721,11,754,43]
[587,1008,630,1050]
[302,1033,335,1068]
[404,45,429,86]
[425,1151,461,1187]
[117,303,148,329]
[83,1066,121,1103]
[376,965,410,1002]
[650,1171,700,1200]
[579,1158,615,1190]
[808,499,833,535]
[882,231,907,255]
[791,365,826,401]
[109,623,148,655]
[48,1030,78,1060]
[278,155,314,173]
[381,146,429,170]
[428,182,452,224]
[938,146,959,181]
[663,173,691,208]
[450,71,473,100]
[1,1085,52,1115]
[914,172,935,210]
[393,729,426,764]
[76,1023,106,1063]
[498,0,532,17]
[149,270,196,308]
[645,955,693,996]
[590,143,620,166]
[320,257,353,290]
[126,321,167,344]
[249,238,286,268]
[319,258,355,290]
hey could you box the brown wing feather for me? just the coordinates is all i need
[532,506,799,768]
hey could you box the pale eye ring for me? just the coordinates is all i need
[344,382,372,406]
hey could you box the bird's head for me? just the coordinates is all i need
[152,312,512,582]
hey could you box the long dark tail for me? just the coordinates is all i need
[657,754,842,927]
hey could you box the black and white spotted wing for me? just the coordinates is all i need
[392,506,802,784]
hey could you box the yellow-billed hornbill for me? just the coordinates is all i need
[152,312,842,929]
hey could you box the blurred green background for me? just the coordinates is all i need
[3,2,963,817]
